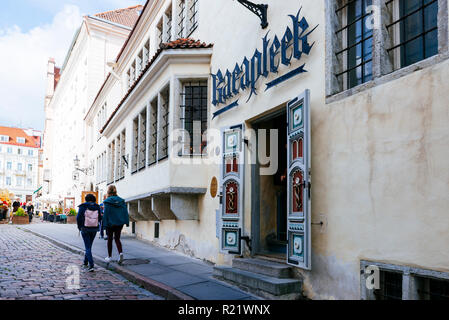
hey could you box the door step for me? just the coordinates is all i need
[213,258,303,300]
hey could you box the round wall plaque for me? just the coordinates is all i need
[210,177,218,198]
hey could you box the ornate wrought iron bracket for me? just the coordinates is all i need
[237,0,269,29]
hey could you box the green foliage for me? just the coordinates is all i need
[14,207,27,217]
[68,209,77,216]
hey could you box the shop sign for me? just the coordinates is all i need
[212,8,317,119]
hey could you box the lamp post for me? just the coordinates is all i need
[73,155,93,177]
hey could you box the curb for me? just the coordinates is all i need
[19,227,194,301]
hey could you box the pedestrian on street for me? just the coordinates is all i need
[76,194,102,272]
[27,202,34,223]
[103,185,129,264]
[99,202,106,240]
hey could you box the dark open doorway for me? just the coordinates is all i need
[251,109,287,258]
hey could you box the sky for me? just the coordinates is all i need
[0,0,145,132]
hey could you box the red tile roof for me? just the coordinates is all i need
[0,126,41,149]
[100,38,213,134]
[94,5,143,28]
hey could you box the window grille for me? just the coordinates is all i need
[165,8,173,42]
[386,0,438,69]
[159,88,170,161]
[149,99,158,165]
[120,131,126,179]
[417,277,449,300]
[139,110,147,170]
[132,117,139,174]
[374,270,403,300]
[178,0,186,38]
[188,0,199,35]
[180,81,208,156]
[335,0,373,90]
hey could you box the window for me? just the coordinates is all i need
[115,135,121,182]
[28,164,33,172]
[17,148,22,155]
[7,162,12,170]
[335,0,373,90]
[107,143,114,185]
[149,98,158,165]
[16,177,23,187]
[17,163,22,171]
[178,0,186,38]
[0,135,9,142]
[7,147,12,154]
[120,131,126,179]
[159,87,170,161]
[6,177,11,186]
[17,137,25,144]
[188,0,199,35]
[132,109,146,174]
[27,178,32,187]
[165,5,173,42]
[387,0,438,69]
[374,270,403,300]
[416,276,449,300]
[180,81,208,156]
[28,149,33,156]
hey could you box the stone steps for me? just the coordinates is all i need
[233,258,293,279]
[213,258,303,300]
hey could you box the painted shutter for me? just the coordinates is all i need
[286,90,312,270]
[219,124,245,255]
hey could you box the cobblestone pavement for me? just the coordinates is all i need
[0,225,163,300]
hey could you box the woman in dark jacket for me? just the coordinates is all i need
[103,185,129,264]
[77,194,102,272]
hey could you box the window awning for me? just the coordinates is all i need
[33,186,43,194]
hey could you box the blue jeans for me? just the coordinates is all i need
[81,231,97,267]
[99,220,105,238]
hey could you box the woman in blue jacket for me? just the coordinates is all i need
[103,185,129,264]
[76,194,102,272]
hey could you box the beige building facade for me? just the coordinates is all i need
[87,0,449,299]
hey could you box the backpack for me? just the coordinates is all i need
[84,209,99,227]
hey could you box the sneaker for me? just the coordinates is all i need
[117,253,124,264]
[82,263,88,268]
[105,257,112,263]
[88,266,95,272]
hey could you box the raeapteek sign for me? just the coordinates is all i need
[211,8,317,119]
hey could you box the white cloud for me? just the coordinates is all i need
[0,5,83,131]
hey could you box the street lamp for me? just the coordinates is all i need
[73,155,93,176]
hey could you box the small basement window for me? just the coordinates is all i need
[416,277,449,300]
[374,270,403,300]
[154,222,160,239]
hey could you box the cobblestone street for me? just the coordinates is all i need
[0,225,163,300]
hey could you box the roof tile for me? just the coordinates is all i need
[94,5,143,28]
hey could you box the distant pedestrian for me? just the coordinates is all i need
[99,202,105,240]
[76,194,102,272]
[27,202,34,223]
[103,185,129,264]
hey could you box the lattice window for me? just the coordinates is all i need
[149,98,158,165]
[132,117,139,173]
[188,0,199,35]
[416,277,449,300]
[178,0,186,38]
[386,0,438,70]
[335,0,374,90]
[158,88,170,161]
[180,81,208,156]
[139,109,147,170]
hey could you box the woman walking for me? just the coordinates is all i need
[103,185,129,264]
[76,194,102,272]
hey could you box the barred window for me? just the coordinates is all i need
[158,88,170,161]
[149,98,158,165]
[416,276,449,300]
[132,117,139,173]
[165,6,173,43]
[188,0,199,35]
[138,109,147,170]
[386,0,438,70]
[180,81,208,156]
[115,137,120,182]
[374,270,403,300]
[178,0,186,38]
[335,0,373,90]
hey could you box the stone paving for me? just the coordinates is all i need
[0,225,163,300]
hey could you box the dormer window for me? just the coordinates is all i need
[0,135,9,142]
[17,137,25,144]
